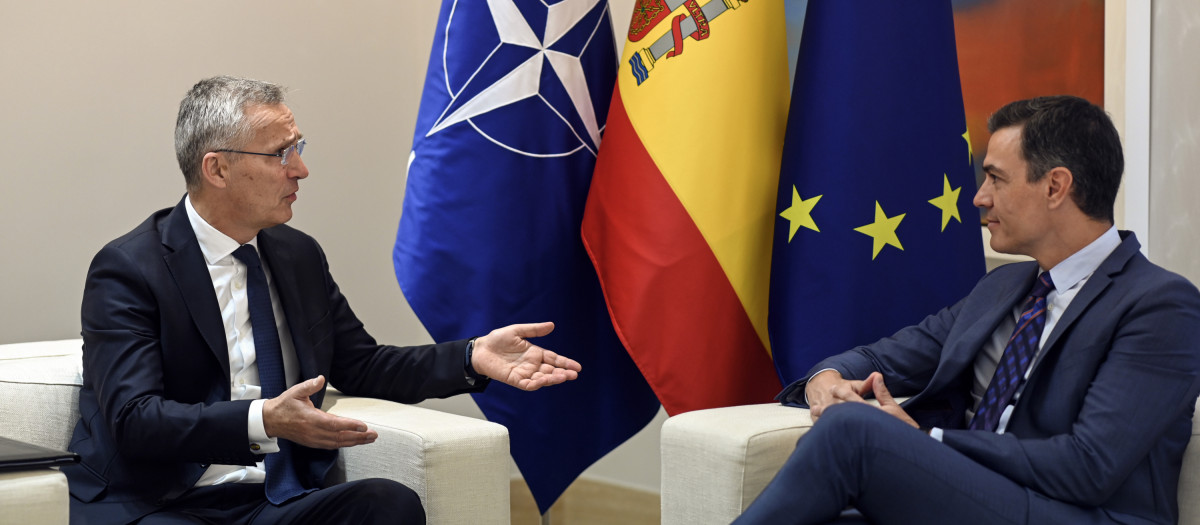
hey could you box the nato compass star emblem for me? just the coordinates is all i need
[422,0,615,158]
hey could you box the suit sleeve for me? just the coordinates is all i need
[301,241,486,403]
[81,244,260,465]
[939,276,1200,506]
[781,291,969,407]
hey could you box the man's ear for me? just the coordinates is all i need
[1044,166,1074,210]
[200,152,229,189]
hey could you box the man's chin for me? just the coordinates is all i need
[272,207,294,226]
[988,236,1011,255]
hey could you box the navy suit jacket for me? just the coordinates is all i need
[64,199,487,524]
[782,231,1200,524]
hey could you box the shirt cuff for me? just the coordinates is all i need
[929,427,944,442]
[248,399,279,454]
[803,368,840,406]
[464,338,477,385]
[464,337,489,385]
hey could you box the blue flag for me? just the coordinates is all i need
[394,0,659,513]
[769,0,986,383]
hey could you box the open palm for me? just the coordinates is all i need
[472,322,581,390]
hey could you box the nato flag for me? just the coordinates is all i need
[769,0,986,383]
[394,0,659,513]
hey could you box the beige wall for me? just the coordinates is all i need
[1149,0,1200,281]
[0,1,444,345]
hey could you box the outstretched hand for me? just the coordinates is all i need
[262,375,378,449]
[471,322,581,391]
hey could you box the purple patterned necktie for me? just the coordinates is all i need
[970,272,1055,432]
[232,245,309,504]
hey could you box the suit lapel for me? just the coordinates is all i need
[923,263,1039,394]
[1039,232,1138,353]
[908,234,1139,419]
[160,197,230,374]
[258,228,319,381]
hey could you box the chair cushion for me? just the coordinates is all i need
[0,340,84,451]
[0,469,70,524]
[661,403,814,525]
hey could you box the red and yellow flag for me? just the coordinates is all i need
[582,0,787,415]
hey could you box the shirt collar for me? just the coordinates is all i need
[1045,225,1120,294]
[184,194,258,265]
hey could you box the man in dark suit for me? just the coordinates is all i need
[736,95,1200,524]
[64,76,582,524]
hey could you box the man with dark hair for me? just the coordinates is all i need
[986,96,1124,222]
[64,76,582,524]
[736,95,1200,524]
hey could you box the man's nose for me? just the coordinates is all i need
[972,182,989,208]
[288,155,309,179]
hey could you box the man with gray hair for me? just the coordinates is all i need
[64,76,581,524]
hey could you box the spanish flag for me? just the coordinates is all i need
[582,0,787,415]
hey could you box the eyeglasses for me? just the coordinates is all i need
[215,138,306,166]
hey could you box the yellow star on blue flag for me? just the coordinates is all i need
[767,0,986,383]
[780,186,822,241]
[854,201,905,259]
[928,174,962,231]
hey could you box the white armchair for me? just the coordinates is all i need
[661,401,1200,525]
[0,339,511,525]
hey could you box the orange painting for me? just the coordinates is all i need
[783,0,1104,195]
[953,0,1105,175]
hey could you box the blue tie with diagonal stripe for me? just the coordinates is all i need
[232,244,309,504]
[970,271,1055,432]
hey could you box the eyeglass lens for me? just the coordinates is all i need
[282,139,306,166]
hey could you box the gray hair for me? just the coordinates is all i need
[175,76,287,188]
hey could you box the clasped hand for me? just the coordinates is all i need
[806,370,918,428]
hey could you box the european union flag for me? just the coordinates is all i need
[769,0,986,383]
[394,0,659,513]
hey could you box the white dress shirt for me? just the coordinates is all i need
[185,196,300,486]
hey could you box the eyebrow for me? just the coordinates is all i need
[270,133,304,152]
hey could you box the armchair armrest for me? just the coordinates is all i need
[321,390,510,525]
[665,398,1200,525]
[661,403,814,525]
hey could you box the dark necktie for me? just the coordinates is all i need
[969,271,1055,432]
[232,244,309,504]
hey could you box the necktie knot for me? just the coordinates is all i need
[1030,272,1054,300]
[232,245,262,269]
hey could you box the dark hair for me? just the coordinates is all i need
[175,76,286,189]
[987,95,1123,222]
